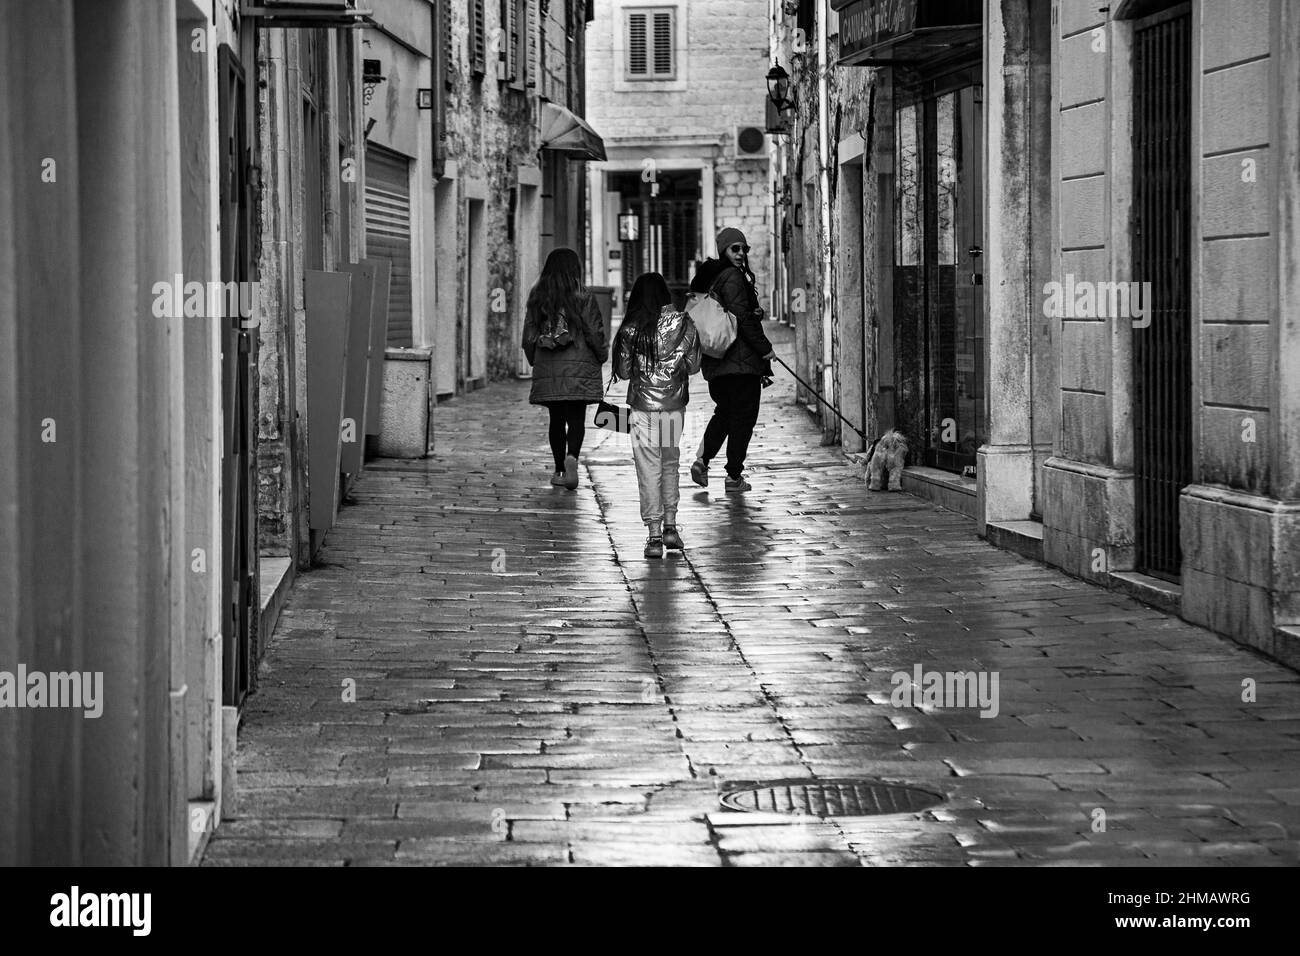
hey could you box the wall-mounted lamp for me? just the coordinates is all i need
[416,88,433,110]
[766,63,795,113]
[362,58,386,107]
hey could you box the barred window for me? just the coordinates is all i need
[626,7,675,81]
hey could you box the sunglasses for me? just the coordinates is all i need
[729,244,750,254]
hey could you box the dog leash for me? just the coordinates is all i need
[770,353,875,447]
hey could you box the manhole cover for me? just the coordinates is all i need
[719,779,943,817]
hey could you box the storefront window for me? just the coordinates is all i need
[892,82,986,475]
[895,104,922,267]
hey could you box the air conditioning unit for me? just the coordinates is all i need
[733,125,768,161]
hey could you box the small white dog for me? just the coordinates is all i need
[865,429,909,491]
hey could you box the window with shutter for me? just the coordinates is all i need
[627,12,647,76]
[511,0,528,89]
[499,0,518,83]
[527,0,538,87]
[652,11,672,76]
[626,8,674,81]
[442,0,454,88]
[472,0,486,76]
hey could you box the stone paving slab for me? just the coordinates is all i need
[203,325,1300,867]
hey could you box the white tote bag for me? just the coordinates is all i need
[685,285,737,359]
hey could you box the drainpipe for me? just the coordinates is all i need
[817,0,834,425]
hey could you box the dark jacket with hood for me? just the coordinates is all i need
[522,289,608,404]
[689,258,772,380]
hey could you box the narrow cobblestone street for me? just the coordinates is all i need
[204,328,1300,867]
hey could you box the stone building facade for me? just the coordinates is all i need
[1,0,246,865]
[1037,0,1300,665]
[773,0,1299,667]
[257,25,363,568]
[358,0,598,390]
[585,0,772,313]
[772,2,874,444]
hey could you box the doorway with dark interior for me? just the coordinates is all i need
[609,168,701,311]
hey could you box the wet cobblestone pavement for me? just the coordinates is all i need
[205,326,1300,867]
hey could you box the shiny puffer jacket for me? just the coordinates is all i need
[613,305,702,412]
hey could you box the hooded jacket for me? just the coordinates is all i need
[690,258,772,380]
[614,304,702,412]
[522,290,608,404]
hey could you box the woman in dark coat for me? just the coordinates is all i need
[688,227,774,492]
[522,247,608,489]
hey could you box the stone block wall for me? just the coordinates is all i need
[1195,0,1274,496]
[1038,0,1300,664]
[1179,0,1297,661]
[1042,0,1130,583]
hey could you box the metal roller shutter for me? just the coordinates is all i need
[364,144,413,347]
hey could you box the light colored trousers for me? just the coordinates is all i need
[630,409,682,529]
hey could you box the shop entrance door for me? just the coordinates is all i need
[611,169,701,309]
[893,79,985,475]
[217,43,257,707]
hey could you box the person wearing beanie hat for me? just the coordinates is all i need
[715,227,747,258]
[685,226,776,493]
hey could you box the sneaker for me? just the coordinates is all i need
[563,454,579,490]
[690,458,709,488]
[644,535,664,559]
[724,475,752,493]
[550,472,567,486]
[661,525,684,551]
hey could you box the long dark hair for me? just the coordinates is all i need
[738,260,758,289]
[527,247,585,328]
[728,253,758,291]
[619,272,673,368]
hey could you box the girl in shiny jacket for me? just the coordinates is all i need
[613,272,702,558]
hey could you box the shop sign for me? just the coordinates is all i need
[839,0,919,63]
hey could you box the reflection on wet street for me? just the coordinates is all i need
[206,328,1300,866]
